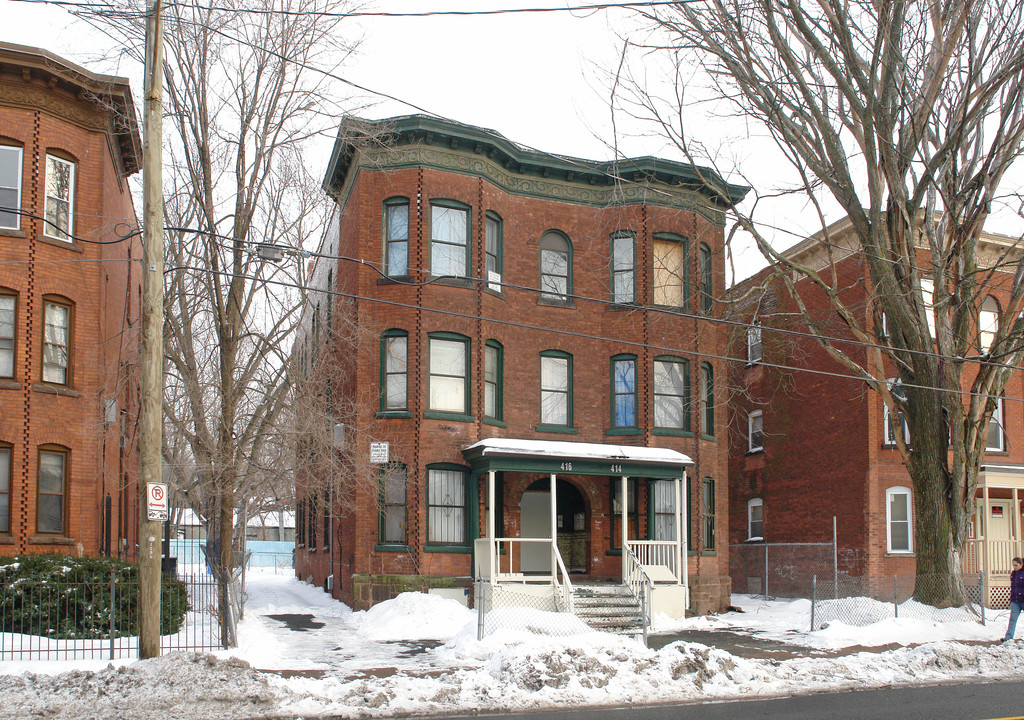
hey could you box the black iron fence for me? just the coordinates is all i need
[1,570,228,661]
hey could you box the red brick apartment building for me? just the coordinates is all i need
[729,219,1024,605]
[294,115,747,615]
[0,43,142,558]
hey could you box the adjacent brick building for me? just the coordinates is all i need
[294,115,747,613]
[728,218,1024,604]
[0,42,142,558]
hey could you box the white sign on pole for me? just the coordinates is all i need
[147,482,168,521]
[369,441,389,464]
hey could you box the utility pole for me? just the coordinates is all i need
[139,0,165,660]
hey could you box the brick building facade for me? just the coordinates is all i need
[0,42,142,558]
[728,219,1024,603]
[294,115,746,613]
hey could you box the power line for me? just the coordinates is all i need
[164,262,1024,406]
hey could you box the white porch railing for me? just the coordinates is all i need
[628,540,681,581]
[477,537,574,612]
[622,542,653,643]
[964,538,1024,576]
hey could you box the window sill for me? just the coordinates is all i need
[307,547,317,553]
[482,417,507,428]
[377,275,415,285]
[424,411,476,423]
[537,296,574,309]
[535,424,578,434]
[427,276,476,290]
[700,433,716,442]
[652,428,693,437]
[376,410,413,419]
[28,535,75,545]
[0,379,20,390]
[0,535,14,544]
[375,544,413,553]
[483,287,505,299]
[606,302,639,311]
[37,234,84,253]
[606,427,643,436]
[0,228,26,238]
[701,550,718,556]
[606,549,622,557]
[424,544,471,554]
[745,537,764,543]
[885,551,915,557]
[32,383,79,398]
[746,448,764,456]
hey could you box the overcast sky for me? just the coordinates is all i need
[4,0,1022,283]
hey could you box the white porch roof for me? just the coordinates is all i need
[463,438,693,467]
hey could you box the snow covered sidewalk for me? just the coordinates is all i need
[2,572,1023,720]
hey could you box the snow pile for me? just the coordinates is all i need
[2,574,1024,718]
[353,591,474,641]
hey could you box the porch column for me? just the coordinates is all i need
[1015,487,1021,557]
[488,470,496,585]
[983,484,990,577]
[550,473,557,578]
[680,470,688,597]
[675,472,683,585]
[620,475,628,578]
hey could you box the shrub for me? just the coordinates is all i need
[0,554,190,639]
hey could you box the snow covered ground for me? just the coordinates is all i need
[2,570,1022,719]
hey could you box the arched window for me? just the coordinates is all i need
[37,445,69,535]
[383,197,410,276]
[539,350,573,428]
[747,498,763,541]
[41,295,73,386]
[379,329,409,413]
[0,442,10,534]
[539,231,572,301]
[44,153,76,241]
[0,289,15,378]
[485,212,503,291]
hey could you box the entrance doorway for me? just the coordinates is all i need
[519,478,588,573]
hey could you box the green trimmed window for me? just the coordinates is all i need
[611,354,637,428]
[539,350,572,427]
[610,231,635,303]
[699,242,713,314]
[485,212,503,291]
[37,446,67,534]
[650,479,677,541]
[380,329,408,412]
[0,292,14,378]
[654,356,690,432]
[539,230,572,301]
[700,361,714,437]
[380,464,408,545]
[0,444,10,534]
[702,477,716,550]
[0,145,22,231]
[384,197,409,276]
[484,340,503,421]
[427,465,467,545]
[44,154,75,241]
[428,332,470,415]
[430,200,470,277]
[653,233,688,307]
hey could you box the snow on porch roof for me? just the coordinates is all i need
[462,438,692,469]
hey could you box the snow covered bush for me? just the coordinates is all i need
[0,555,189,639]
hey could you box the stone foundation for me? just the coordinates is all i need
[689,574,732,614]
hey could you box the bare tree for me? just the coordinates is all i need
[619,0,1024,604]
[79,0,364,642]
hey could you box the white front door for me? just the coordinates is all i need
[520,491,551,572]
[990,501,1011,541]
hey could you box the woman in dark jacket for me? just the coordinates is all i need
[1004,557,1024,642]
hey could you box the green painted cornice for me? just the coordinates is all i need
[323,114,748,214]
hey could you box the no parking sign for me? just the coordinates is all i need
[147,482,168,521]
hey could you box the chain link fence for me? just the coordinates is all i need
[732,543,986,630]
[810,572,985,630]
[1,570,230,661]
[475,582,594,640]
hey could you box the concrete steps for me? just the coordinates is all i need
[571,584,645,635]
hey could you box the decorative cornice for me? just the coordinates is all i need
[324,114,748,222]
[0,84,104,131]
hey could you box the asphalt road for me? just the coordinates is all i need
[401,678,1024,720]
